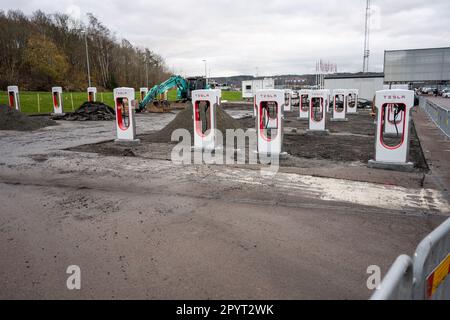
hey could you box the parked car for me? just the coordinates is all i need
[357,98,372,108]
[440,88,450,96]
[443,91,450,98]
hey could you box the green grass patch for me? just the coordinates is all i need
[221,91,242,101]
[0,89,243,114]
[0,91,117,114]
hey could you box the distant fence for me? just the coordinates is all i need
[420,97,450,138]
[371,218,450,300]
[0,91,116,114]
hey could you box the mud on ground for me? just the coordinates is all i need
[69,107,429,189]
[0,105,57,131]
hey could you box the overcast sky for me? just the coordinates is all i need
[2,0,450,77]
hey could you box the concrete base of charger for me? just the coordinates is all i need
[368,160,414,172]
[114,139,140,145]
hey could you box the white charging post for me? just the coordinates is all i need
[284,89,293,112]
[51,87,64,115]
[192,89,221,151]
[298,89,310,120]
[347,89,358,114]
[308,90,328,133]
[87,87,97,102]
[368,89,414,171]
[331,89,348,121]
[7,86,20,111]
[113,87,139,143]
[140,87,148,102]
[256,89,285,156]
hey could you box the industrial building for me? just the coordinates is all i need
[323,47,450,100]
[384,47,450,87]
[324,73,384,100]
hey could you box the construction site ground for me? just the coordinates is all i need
[0,103,449,299]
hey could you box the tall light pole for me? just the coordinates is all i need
[145,55,149,88]
[363,0,371,73]
[202,59,207,85]
[83,28,92,87]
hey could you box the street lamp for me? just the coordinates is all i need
[202,59,207,85]
[82,28,91,88]
[145,55,149,88]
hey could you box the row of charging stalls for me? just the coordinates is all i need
[112,86,413,168]
[5,86,98,114]
[52,87,98,114]
[5,85,414,168]
[51,87,99,115]
[251,88,415,168]
[117,87,224,150]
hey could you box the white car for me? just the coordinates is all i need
[440,88,450,96]
[443,91,450,98]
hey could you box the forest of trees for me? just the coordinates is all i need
[0,10,172,91]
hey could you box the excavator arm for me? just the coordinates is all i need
[138,75,188,111]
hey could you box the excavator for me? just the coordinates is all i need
[137,75,208,112]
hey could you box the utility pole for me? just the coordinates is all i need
[84,28,91,87]
[363,0,371,73]
[202,59,207,85]
[145,56,149,88]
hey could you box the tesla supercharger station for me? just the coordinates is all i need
[308,90,328,133]
[51,87,64,115]
[113,87,139,143]
[7,86,20,111]
[192,89,221,151]
[140,88,148,102]
[298,89,310,120]
[255,89,285,156]
[347,89,359,114]
[87,87,97,102]
[368,89,414,170]
[284,89,293,112]
[331,89,348,121]
[384,103,405,136]
[324,89,331,113]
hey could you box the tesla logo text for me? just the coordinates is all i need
[384,95,406,100]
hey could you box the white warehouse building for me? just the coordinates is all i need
[324,73,384,101]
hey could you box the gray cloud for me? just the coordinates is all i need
[2,0,449,76]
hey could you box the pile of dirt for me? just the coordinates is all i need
[146,103,244,143]
[0,105,57,131]
[52,102,115,121]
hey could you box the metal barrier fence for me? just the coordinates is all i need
[371,218,450,300]
[371,255,414,300]
[420,97,450,137]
